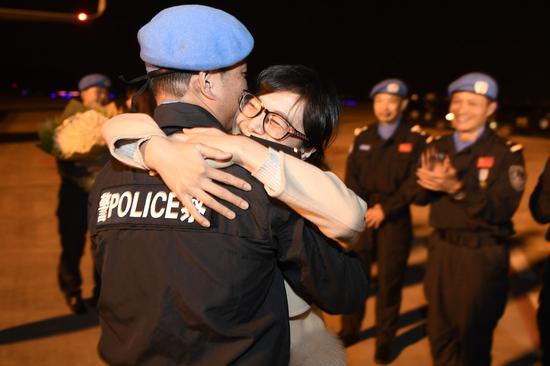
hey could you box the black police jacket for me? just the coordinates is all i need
[345,120,427,220]
[530,156,550,240]
[88,102,368,366]
[410,128,526,239]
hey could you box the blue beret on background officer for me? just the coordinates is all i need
[78,73,111,91]
[412,71,526,365]
[447,72,498,100]
[77,73,111,109]
[341,77,428,363]
[369,78,409,99]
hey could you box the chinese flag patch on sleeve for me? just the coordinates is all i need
[398,143,413,153]
[477,156,495,168]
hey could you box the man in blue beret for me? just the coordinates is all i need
[78,73,111,109]
[411,72,526,365]
[54,72,112,314]
[88,5,367,365]
[340,78,428,363]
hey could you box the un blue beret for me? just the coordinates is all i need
[448,72,498,100]
[138,5,254,72]
[370,79,408,98]
[78,73,111,91]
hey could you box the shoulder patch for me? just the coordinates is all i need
[426,136,434,144]
[510,144,523,153]
[354,126,368,136]
[509,165,526,192]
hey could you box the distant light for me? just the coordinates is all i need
[10,82,18,89]
[445,112,454,121]
[108,92,116,100]
[540,118,549,130]
[409,110,420,120]
[342,99,358,107]
[21,89,29,96]
[410,94,419,101]
[70,91,80,97]
[50,93,57,99]
[57,90,67,97]
[515,116,528,128]
[489,121,498,130]
[77,12,88,21]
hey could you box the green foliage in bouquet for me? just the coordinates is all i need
[37,99,119,161]
[37,99,88,157]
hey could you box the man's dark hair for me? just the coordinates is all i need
[256,65,340,168]
[149,71,194,99]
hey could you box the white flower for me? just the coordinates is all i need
[54,109,108,159]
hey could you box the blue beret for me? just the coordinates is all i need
[78,73,111,91]
[448,72,498,100]
[370,79,408,99]
[138,5,254,72]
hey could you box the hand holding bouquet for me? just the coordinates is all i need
[39,100,120,161]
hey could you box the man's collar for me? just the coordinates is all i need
[452,125,489,152]
[153,102,225,135]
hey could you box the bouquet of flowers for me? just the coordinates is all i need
[38,99,119,161]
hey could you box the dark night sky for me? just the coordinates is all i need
[1,1,549,104]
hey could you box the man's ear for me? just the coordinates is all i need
[400,98,409,113]
[198,71,215,100]
[486,101,497,117]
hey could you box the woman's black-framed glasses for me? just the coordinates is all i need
[238,90,309,142]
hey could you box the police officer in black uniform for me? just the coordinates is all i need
[529,156,550,365]
[340,79,427,363]
[88,5,367,365]
[413,72,526,366]
[56,73,111,314]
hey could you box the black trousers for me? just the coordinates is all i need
[539,257,550,366]
[56,178,100,297]
[424,231,508,366]
[341,218,412,344]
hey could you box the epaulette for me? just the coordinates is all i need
[354,125,368,136]
[410,124,422,133]
[510,143,524,153]
[426,135,434,144]
[410,124,430,139]
[504,139,523,153]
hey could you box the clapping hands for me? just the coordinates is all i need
[416,147,463,194]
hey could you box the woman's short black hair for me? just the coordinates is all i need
[255,65,340,167]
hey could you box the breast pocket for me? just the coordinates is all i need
[392,152,415,187]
